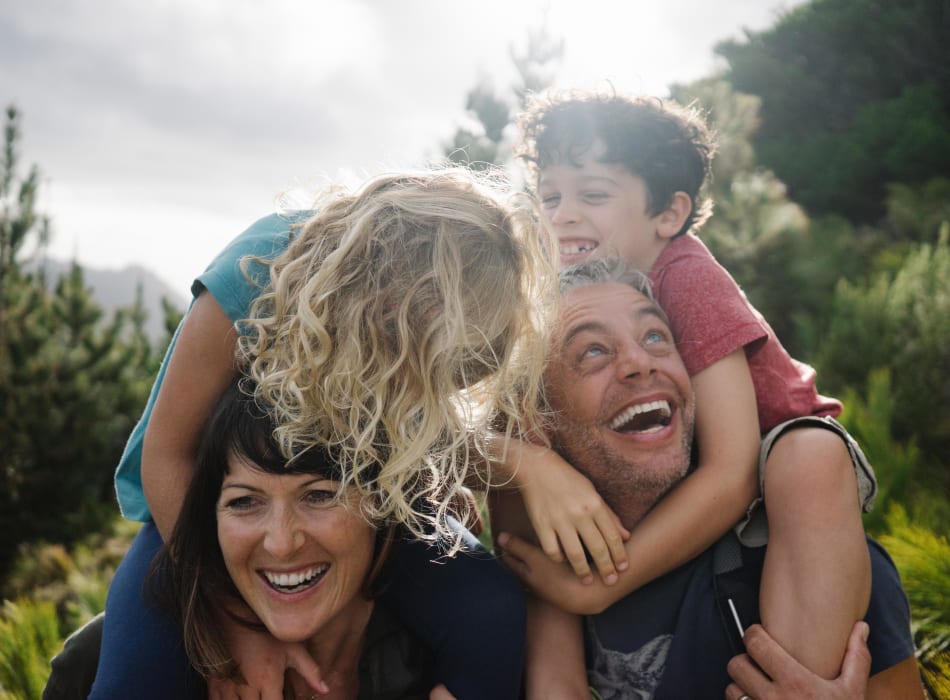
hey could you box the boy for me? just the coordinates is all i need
[507,90,877,686]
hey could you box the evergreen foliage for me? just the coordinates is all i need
[444,24,563,170]
[879,506,950,696]
[716,0,950,222]
[0,107,157,572]
[816,225,950,487]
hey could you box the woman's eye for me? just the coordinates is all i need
[305,489,337,506]
[224,495,258,511]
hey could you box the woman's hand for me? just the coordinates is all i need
[513,441,630,584]
[208,613,328,699]
[725,622,871,700]
[429,684,457,700]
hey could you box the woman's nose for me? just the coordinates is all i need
[263,508,303,558]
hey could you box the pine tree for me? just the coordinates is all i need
[0,106,155,572]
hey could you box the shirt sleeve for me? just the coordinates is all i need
[865,537,917,675]
[654,245,768,377]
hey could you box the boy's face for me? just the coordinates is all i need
[537,142,669,272]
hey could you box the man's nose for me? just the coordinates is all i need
[616,342,655,380]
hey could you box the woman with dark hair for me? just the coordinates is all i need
[155,379,436,699]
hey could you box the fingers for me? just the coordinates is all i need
[429,683,458,700]
[590,509,629,580]
[558,527,594,582]
[285,645,329,695]
[537,523,565,564]
[837,621,871,690]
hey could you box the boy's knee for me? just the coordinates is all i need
[765,427,858,506]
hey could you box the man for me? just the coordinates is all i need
[497,258,923,699]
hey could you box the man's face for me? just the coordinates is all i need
[537,141,668,272]
[545,282,695,524]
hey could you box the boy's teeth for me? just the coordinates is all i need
[560,242,597,255]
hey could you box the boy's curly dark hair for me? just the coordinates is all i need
[517,89,717,237]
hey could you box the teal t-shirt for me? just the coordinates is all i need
[114,212,305,521]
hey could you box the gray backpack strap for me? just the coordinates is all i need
[713,532,743,575]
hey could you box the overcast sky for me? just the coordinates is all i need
[3,0,804,296]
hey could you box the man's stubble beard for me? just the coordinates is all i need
[552,401,695,529]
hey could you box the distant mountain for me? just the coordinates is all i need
[33,259,188,342]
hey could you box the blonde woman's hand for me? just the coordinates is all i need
[513,441,629,584]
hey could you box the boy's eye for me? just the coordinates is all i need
[540,193,560,208]
[582,191,609,203]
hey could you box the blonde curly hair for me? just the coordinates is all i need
[239,167,555,547]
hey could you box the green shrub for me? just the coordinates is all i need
[0,599,60,700]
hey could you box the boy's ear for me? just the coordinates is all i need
[656,192,693,240]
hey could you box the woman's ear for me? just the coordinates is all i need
[656,191,693,240]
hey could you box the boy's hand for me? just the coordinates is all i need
[498,531,621,614]
[516,444,630,584]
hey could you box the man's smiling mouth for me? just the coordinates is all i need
[609,400,672,434]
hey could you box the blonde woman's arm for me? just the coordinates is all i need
[141,292,240,538]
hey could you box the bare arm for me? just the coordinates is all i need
[726,621,924,700]
[141,291,240,539]
[604,348,760,595]
[490,489,590,700]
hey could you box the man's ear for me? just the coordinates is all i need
[656,191,693,240]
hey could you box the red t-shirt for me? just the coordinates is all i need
[650,234,840,432]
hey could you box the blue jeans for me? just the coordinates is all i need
[89,521,526,699]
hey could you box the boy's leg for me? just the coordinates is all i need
[380,517,527,700]
[88,522,204,699]
[758,423,872,679]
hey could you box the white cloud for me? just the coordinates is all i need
[4,0,804,293]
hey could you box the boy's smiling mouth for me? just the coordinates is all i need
[559,238,599,261]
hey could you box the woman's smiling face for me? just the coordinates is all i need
[216,454,376,643]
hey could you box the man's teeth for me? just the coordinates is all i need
[560,242,597,256]
[263,565,328,591]
[609,400,672,432]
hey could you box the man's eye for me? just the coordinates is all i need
[644,329,671,345]
[582,345,607,358]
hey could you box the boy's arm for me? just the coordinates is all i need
[503,349,760,613]
[487,435,630,584]
[611,347,760,590]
